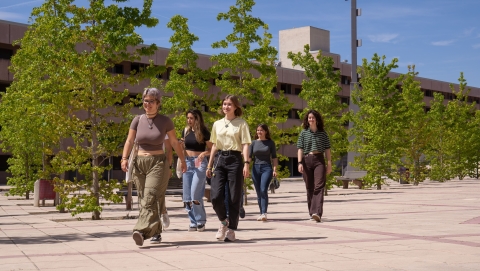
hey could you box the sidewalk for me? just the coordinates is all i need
[1,178,480,271]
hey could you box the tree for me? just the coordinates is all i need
[349,54,404,189]
[161,15,218,132]
[287,45,348,191]
[3,0,159,219]
[210,0,291,202]
[396,66,430,185]
[425,73,480,181]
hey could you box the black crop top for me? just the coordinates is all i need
[182,128,211,152]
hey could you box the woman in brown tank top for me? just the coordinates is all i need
[121,88,186,246]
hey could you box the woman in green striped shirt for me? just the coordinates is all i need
[296,109,332,222]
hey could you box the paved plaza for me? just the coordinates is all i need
[1,178,480,271]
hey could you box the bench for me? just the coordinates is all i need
[335,171,367,189]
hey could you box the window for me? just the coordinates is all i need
[340,96,350,105]
[341,76,350,85]
[271,86,277,93]
[0,155,11,171]
[280,83,292,94]
[423,89,433,97]
[424,106,431,113]
[107,64,124,74]
[131,62,148,74]
[129,94,142,106]
[0,48,13,60]
[294,87,301,95]
[0,83,9,93]
[288,109,300,119]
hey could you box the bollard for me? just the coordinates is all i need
[33,179,40,207]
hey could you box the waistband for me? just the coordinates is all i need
[217,150,241,156]
[304,152,323,157]
[136,154,165,159]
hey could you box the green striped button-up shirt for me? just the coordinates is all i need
[296,129,331,155]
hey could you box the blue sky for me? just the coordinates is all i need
[2,0,480,87]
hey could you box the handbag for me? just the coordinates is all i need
[176,158,183,179]
[126,141,138,183]
[269,177,280,191]
[125,115,143,183]
[176,127,188,179]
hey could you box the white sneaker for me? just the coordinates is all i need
[162,212,170,229]
[261,213,267,222]
[257,214,263,221]
[215,220,228,240]
[224,229,236,242]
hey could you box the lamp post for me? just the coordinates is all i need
[345,0,361,172]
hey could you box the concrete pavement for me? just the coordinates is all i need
[1,178,480,271]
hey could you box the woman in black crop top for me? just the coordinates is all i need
[180,109,212,232]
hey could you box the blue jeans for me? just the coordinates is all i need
[182,156,208,226]
[251,164,273,214]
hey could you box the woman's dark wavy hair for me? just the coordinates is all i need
[302,109,325,131]
[185,109,208,144]
[254,124,272,140]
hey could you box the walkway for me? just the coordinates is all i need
[1,179,480,270]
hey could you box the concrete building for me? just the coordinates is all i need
[1,20,479,184]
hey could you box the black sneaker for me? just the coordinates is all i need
[239,207,245,218]
[197,224,205,232]
[150,234,161,244]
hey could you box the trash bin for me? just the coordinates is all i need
[34,179,56,207]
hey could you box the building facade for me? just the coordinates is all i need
[0,20,479,184]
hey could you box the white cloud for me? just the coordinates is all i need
[0,0,42,9]
[473,43,480,49]
[368,34,399,43]
[431,40,455,46]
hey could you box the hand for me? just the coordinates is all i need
[273,171,277,177]
[326,161,332,175]
[121,159,128,172]
[243,164,250,178]
[181,161,187,173]
[206,168,212,178]
[298,164,303,174]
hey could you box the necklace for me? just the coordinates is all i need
[146,114,157,129]
[224,117,236,128]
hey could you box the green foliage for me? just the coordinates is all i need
[2,0,158,218]
[349,54,404,189]
[425,73,480,182]
[161,15,218,132]
[210,0,292,201]
[396,66,430,185]
[288,45,349,190]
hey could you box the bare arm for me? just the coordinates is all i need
[325,148,332,175]
[297,148,304,174]
[164,138,173,167]
[198,141,213,162]
[121,129,136,172]
[166,129,186,173]
[242,143,250,178]
[272,158,279,177]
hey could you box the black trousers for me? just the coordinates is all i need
[302,153,326,217]
[210,151,244,230]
